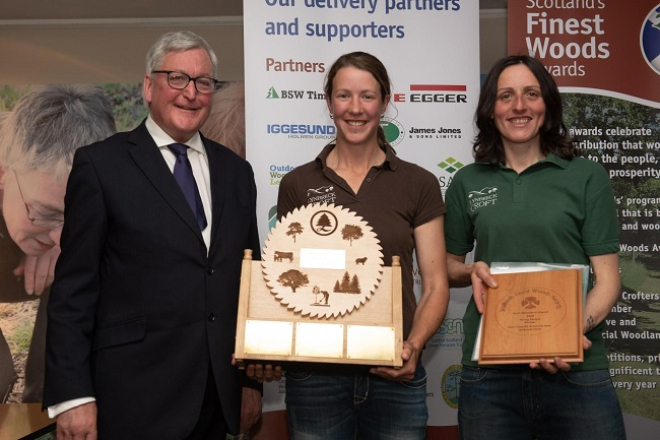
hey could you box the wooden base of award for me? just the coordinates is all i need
[235,204,403,368]
[478,268,583,365]
[234,250,403,368]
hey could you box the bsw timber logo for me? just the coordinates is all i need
[267,86,325,100]
[267,87,280,99]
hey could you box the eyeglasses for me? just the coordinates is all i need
[151,70,220,94]
[13,170,64,230]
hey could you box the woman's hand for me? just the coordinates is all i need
[470,261,497,313]
[530,336,592,373]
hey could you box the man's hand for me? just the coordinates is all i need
[56,402,97,440]
[240,387,262,435]
[14,246,60,295]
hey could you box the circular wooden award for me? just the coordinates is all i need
[262,204,384,319]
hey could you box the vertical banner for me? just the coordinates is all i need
[509,2,660,438]
[244,0,479,435]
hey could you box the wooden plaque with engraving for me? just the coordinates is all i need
[478,268,583,365]
[234,204,403,368]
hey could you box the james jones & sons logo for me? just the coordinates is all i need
[409,126,462,139]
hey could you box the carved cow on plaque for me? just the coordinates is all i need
[234,204,403,367]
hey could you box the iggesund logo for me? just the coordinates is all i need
[267,123,335,139]
[641,5,660,75]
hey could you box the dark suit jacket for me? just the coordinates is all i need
[44,121,261,439]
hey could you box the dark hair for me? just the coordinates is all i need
[324,52,391,150]
[473,55,575,163]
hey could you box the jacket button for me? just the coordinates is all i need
[208,313,216,322]
[207,267,216,275]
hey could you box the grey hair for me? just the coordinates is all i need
[0,84,116,180]
[145,31,219,78]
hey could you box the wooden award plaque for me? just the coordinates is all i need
[478,268,583,365]
[234,204,403,368]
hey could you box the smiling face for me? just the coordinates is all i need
[1,168,65,255]
[492,64,546,150]
[326,66,389,149]
[143,47,214,143]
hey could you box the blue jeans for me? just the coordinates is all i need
[285,365,428,440]
[458,367,626,440]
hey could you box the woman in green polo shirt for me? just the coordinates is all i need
[445,55,625,440]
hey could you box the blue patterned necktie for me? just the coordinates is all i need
[167,143,207,230]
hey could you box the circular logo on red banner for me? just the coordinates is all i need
[641,5,660,75]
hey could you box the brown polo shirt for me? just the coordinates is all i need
[277,143,445,339]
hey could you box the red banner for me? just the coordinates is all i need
[509,1,660,105]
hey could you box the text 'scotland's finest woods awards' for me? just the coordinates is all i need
[234,204,403,367]
[479,269,584,365]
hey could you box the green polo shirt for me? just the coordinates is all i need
[445,154,619,370]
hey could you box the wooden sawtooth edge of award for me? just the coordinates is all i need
[234,204,403,368]
[478,268,584,365]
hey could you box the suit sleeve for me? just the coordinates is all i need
[247,162,262,260]
[241,160,264,394]
[43,147,108,408]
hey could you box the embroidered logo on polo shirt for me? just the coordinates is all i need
[306,185,336,204]
[468,186,498,212]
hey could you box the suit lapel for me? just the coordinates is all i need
[127,123,204,242]
[203,136,227,254]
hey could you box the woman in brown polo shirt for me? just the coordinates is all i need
[277,51,450,440]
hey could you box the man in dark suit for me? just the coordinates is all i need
[44,31,263,440]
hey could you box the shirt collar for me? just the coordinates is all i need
[541,152,570,169]
[146,116,205,155]
[480,152,570,170]
[316,143,398,171]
